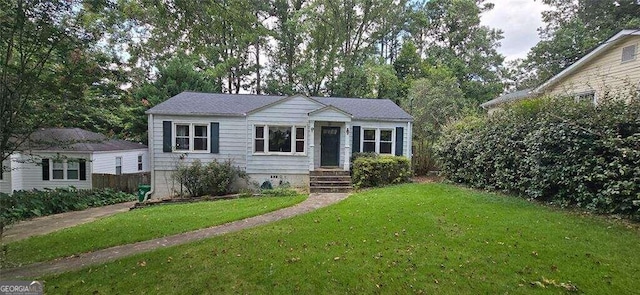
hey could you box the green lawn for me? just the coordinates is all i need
[43,183,640,294]
[4,195,306,265]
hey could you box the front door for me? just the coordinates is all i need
[321,126,340,166]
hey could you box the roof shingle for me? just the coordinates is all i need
[146,92,412,121]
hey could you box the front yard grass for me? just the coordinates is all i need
[43,183,640,294]
[3,195,306,266]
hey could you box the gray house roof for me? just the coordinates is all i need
[480,88,534,109]
[146,92,413,121]
[26,128,147,152]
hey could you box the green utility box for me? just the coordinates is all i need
[137,185,151,202]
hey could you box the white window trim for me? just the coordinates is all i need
[51,159,80,181]
[253,124,307,156]
[172,123,210,153]
[574,90,597,105]
[360,128,395,155]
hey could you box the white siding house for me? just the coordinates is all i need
[146,92,413,199]
[0,128,148,194]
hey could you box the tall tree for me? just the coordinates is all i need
[407,0,505,104]
[0,0,105,163]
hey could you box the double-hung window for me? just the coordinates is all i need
[360,128,394,154]
[362,129,376,152]
[379,130,393,154]
[254,125,305,154]
[52,160,79,180]
[137,155,143,171]
[115,157,122,175]
[174,123,209,152]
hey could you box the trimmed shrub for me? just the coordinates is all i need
[352,155,412,188]
[173,159,248,197]
[0,188,135,229]
[435,96,640,219]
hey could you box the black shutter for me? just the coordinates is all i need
[42,159,50,180]
[211,122,219,154]
[395,127,404,156]
[79,159,87,181]
[163,121,172,152]
[352,126,361,154]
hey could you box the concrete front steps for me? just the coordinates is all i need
[310,170,352,193]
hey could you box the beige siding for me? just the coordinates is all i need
[546,36,640,100]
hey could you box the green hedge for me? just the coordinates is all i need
[1,188,135,228]
[435,97,640,219]
[173,159,247,197]
[352,155,412,188]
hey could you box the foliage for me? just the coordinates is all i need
[173,160,248,198]
[407,0,505,104]
[43,183,640,294]
[0,0,112,163]
[436,96,640,219]
[0,188,135,230]
[260,186,301,198]
[351,155,411,188]
[3,195,305,266]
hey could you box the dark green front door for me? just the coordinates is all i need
[321,126,340,166]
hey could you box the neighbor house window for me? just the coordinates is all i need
[67,161,79,179]
[621,44,636,63]
[115,157,122,175]
[51,160,79,180]
[137,155,143,171]
[254,125,305,154]
[52,160,64,179]
[575,91,596,104]
[362,129,376,152]
[360,128,394,154]
[174,123,209,152]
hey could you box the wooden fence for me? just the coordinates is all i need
[92,172,150,193]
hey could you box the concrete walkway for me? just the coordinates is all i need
[1,193,349,280]
[3,201,137,243]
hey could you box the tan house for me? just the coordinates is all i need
[482,29,640,112]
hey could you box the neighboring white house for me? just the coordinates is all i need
[0,128,149,194]
[482,29,640,112]
[146,92,413,198]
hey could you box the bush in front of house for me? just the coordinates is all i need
[0,188,135,229]
[173,159,248,197]
[435,96,640,219]
[352,154,412,188]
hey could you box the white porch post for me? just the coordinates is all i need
[308,120,315,171]
[344,122,351,171]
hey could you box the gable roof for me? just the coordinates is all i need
[146,92,413,121]
[534,29,640,93]
[480,88,534,109]
[25,128,147,152]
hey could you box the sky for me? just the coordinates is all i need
[480,0,550,62]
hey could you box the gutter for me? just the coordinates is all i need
[144,113,154,202]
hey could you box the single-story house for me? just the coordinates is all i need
[145,92,413,198]
[482,29,640,113]
[0,128,149,194]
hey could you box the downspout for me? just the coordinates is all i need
[143,113,154,202]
